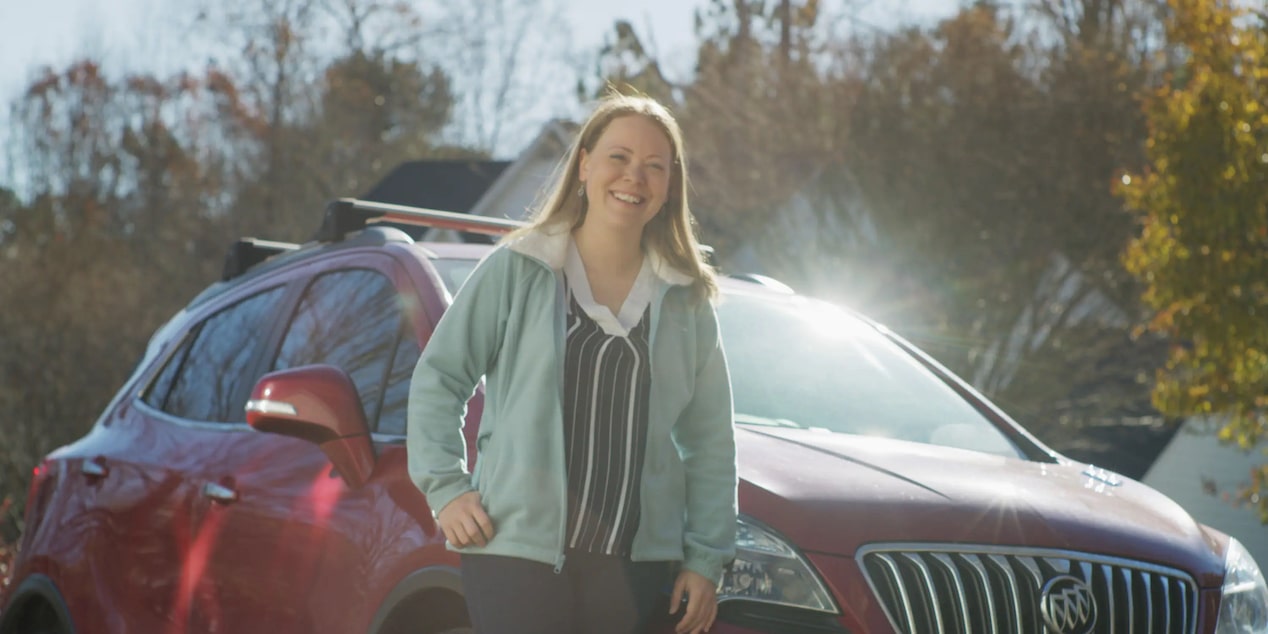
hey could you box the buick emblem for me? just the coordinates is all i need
[1039,575,1097,634]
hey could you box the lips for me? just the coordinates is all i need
[611,191,644,205]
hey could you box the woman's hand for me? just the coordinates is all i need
[437,491,495,548]
[669,568,718,634]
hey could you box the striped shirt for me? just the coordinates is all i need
[562,241,655,555]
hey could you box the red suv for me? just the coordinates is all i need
[3,199,1266,634]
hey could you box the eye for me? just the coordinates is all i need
[648,163,666,172]
[609,153,628,162]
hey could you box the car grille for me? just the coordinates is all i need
[859,544,1198,634]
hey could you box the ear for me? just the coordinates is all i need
[578,148,591,182]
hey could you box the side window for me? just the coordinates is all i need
[272,269,415,433]
[143,328,197,411]
[377,326,419,436]
[146,286,288,422]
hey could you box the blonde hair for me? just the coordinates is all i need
[508,93,718,302]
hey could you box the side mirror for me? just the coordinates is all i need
[246,364,376,488]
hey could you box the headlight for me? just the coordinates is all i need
[717,517,838,613]
[1216,537,1268,634]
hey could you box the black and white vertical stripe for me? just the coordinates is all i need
[562,285,652,555]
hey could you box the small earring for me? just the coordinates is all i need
[577,184,586,198]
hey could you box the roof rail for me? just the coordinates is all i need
[222,237,300,281]
[315,198,523,242]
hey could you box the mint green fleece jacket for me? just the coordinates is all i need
[406,226,738,583]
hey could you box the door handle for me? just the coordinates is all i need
[81,457,109,479]
[201,481,239,504]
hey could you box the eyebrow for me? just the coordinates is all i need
[607,144,667,160]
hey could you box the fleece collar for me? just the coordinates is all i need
[507,224,694,287]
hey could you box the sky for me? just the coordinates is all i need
[0,0,960,160]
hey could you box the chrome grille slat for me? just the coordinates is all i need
[876,553,918,632]
[963,554,1000,634]
[1162,574,1171,633]
[1099,563,1117,634]
[1144,572,1154,633]
[988,554,1026,632]
[859,545,1198,634]
[932,553,973,633]
[1123,567,1135,634]
[903,553,946,632]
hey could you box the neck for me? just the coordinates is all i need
[572,222,643,273]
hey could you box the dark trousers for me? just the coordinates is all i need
[460,550,671,634]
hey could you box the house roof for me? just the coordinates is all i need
[359,159,512,242]
[361,159,511,211]
[467,119,578,220]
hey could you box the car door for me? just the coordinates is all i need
[90,283,292,633]
[191,254,428,633]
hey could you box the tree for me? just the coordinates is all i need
[0,61,241,544]
[588,20,680,104]
[756,1,1171,472]
[1119,0,1268,516]
[434,0,576,156]
[194,0,459,241]
[678,0,844,255]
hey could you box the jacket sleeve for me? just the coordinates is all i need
[671,297,738,584]
[407,248,512,517]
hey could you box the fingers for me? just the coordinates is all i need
[437,492,494,548]
[473,506,495,543]
[669,575,686,615]
[673,571,719,634]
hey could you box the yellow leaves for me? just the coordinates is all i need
[1123,0,1268,446]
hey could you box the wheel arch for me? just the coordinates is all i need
[0,575,76,634]
[367,565,469,634]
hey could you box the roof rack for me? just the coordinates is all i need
[315,198,523,243]
[222,237,300,281]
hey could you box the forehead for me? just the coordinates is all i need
[595,115,672,154]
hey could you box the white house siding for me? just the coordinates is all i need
[1143,417,1268,568]
[429,121,574,242]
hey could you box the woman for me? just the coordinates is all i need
[407,93,737,634]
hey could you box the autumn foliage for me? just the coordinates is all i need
[1119,0,1268,517]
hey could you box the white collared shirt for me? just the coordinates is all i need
[563,239,655,337]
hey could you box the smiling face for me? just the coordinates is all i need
[578,114,674,238]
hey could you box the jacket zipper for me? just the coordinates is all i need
[552,266,569,574]
[629,283,672,563]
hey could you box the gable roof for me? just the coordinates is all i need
[360,159,512,213]
[467,119,578,220]
[359,159,511,243]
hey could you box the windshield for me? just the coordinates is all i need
[718,291,1019,457]
[431,258,1020,458]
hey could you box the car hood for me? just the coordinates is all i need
[736,426,1226,585]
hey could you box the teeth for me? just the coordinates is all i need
[612,192,643,204]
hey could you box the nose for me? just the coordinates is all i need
[624,161,647,184]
